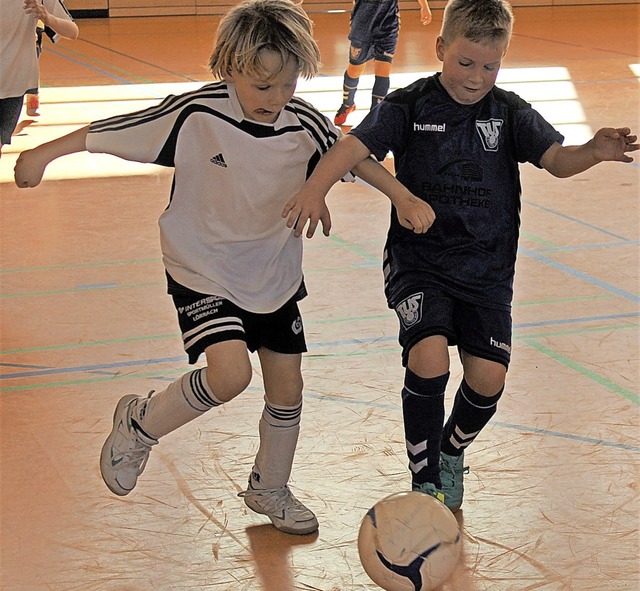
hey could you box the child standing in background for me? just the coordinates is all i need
[334,0,432,126]
[0,0,78,157]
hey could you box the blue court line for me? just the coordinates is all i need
[523,200,631,241]
[0,356,186,380]
[1,310,636,379]
[303,392,640,453]
[519,245,639,303]
[0,362,50,369]
[491,420,640,452]
[534,240,639,253]
[43,45,133,85]
[512,311,638,329]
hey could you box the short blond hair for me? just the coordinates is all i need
[209,0,321,80]
[441,0,513,46]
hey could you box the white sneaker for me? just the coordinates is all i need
[100,394,157,496]
[239,479,318,535]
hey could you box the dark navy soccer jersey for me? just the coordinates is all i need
[349,0,400,46]
[350,73,564,310]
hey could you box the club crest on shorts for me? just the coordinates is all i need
[291,316,303,335]
[396,292,424,328]
[350,46,362,61]
[476,118,503,151]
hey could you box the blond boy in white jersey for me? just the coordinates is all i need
[14,0,432,534]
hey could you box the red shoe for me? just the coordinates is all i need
[26,94,40,116]
[334,104,355,126]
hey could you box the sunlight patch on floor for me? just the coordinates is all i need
[1,67,593,184]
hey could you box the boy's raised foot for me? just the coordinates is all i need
[100,394,157,496]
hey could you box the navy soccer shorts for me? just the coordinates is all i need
[392,287,512,369]
[348,37,397,66]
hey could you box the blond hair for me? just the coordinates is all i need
[209,0,321,80]
[441,0,514,46]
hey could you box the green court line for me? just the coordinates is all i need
[0,316,634,356]
[307,313,390,325]
[0,282,162,299]
[0,368,186,392]
[0,258,160,274]
[514,294,613,306]
[520,230,557,249]
[51,44,157,85]
[513,323,638,340]
[0,334,178,356]
[326,234,380,263]
[519,338,639,404]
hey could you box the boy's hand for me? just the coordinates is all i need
[282,191,331,238]
[14,149,47,188]
[394,193,436,233]
[593,127,638,163]
[421,6,432,25]
[23,0,48,23]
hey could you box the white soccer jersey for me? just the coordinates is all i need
[87,82,343,313]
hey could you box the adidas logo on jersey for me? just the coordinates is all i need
[210,153,227,168]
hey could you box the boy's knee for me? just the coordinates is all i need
[205,364,252,402]
[265,375,303,407]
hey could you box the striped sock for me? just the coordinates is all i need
[371,75,390,108]
[402,370,449,488]
[250,397,302,489]
[441,379,503,456]
[341,72,359,106]
[134,368,224,439]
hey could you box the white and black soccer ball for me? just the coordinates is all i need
[357,491,461,591]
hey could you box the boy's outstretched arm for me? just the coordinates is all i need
[541,127,638,178]
[351,156,436,235]
[283,134,435,238]
[14,125,89,188]
[283,134,369,238]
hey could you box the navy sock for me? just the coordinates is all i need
[441,378,503,457]
[341,72,359,106]
[371,75,390,108]
[402,369,450,488]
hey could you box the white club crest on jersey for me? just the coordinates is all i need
[475,119,503,152]
[396,292,424,328]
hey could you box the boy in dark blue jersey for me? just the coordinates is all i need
[334,0,432,126]
[284,0,638,512]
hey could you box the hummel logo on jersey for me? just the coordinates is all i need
[414,122,446,132]
[476,119,503,151]
[396,292,424,328]
[210,153,227,168]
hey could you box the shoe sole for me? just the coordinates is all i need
[334,105,355,126]
[99,394,139,496]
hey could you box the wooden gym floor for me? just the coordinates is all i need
[0,4,638,590]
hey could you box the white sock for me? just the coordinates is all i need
[250,397,302,490]
[133,368,223,439]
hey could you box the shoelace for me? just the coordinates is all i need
[239,485,302,513]
[441,456,469,481]
[113,441,151,473]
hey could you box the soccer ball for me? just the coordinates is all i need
[357,491,461,591]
